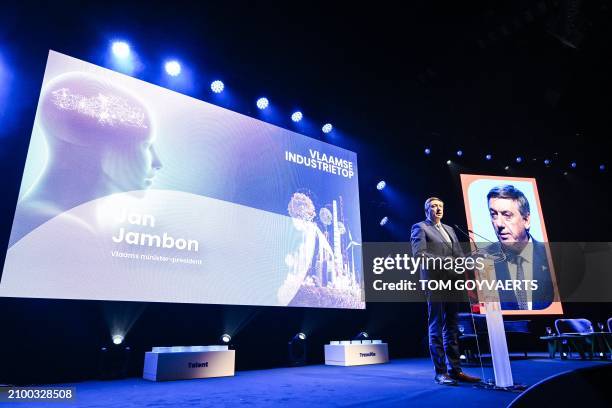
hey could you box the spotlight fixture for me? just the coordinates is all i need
[112,334,124,345]
[516,156,523,163]
[456,150,463,157]
[99,343,131,379]
[446,160,451,165]
[220,333,232,344]
[376,180,386,191]
[544,159,551,165]
[291,111,303,122]
[424,148,431,155]
[380,216,389,226]
[485,154,492,160]
[600,164,606,171]
[322,123,333,134]
[111,41,131,59]
[164,60,181,77]
[256,97,269,110]
[288,332,307,366]
[210,80,224,93]
[571,162,577,168]
[354,331,369,340]
[504,165,510,170]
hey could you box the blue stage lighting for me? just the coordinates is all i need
[107,40,138,75]
[291,111,303,122]
[376,181,386,191]
[600,164,606,171]
[571,162,577,168]
[516,156,523,163]
[544,159,551,165]
[456,150,463,157]
[380,216,388,226]
[111,41,131,59]
[211,80,224,93]
[424,148,431,155]
[164,60,181,77]
[0,57,4,80]
[112,334,124,345]
[0,51,8,100]
[485,154,492,160]
[322,123,333,134]
[256,97,269,110]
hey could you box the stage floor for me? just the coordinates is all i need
[5,357,610,407]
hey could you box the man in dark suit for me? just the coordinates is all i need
[411,197,480,385]
[487,185,554,310]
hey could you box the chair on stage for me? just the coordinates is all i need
[502,320,531,357]
[457,313,532,363]
[593,318,612,358]
[554,318,594,360]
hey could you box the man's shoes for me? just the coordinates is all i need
[449,371,481,383]
[434,373,458,386]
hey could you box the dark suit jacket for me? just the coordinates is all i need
[488,239,554,310]
[410,220,464,282]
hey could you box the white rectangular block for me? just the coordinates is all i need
[324,343,389,366]
[143,349,235,381]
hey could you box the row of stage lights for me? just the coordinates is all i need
[110,331,305,347]
[423,147,606,172]
[376,181,389,227]
[111,41,334,134]
[111,332,234,346]
[374,147,606,228]
[111,331,374,346]
[111,330,369,351]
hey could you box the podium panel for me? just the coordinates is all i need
[325,342,389,366]
[143,346,235,381]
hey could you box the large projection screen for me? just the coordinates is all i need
[460,174,562,315]
[0,51,364,309]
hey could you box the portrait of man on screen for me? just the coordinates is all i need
[485,184,554,310]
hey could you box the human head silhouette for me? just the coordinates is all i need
[38,72,162,193]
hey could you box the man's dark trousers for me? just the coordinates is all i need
[428,298,461,374]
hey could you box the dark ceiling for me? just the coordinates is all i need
[2,1,611,153]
